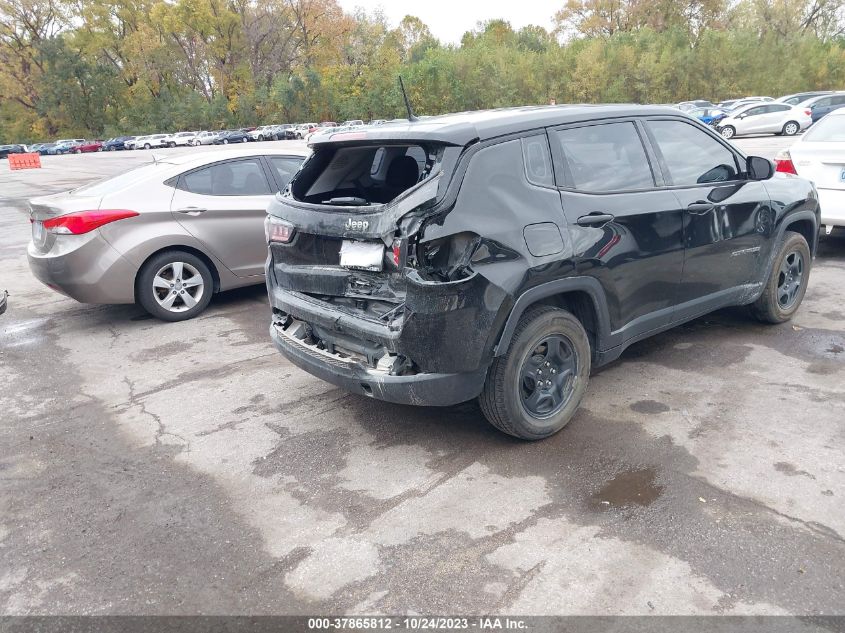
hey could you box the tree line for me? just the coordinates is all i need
[2,0,845,141]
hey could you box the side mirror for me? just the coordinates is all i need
[747,156,774,180]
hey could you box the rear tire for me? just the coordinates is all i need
[782,121,800,136]
[749,231,811,323]
[137,250,214,322]
[479,306,591,440]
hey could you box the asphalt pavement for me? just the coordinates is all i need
[1,137,844,618]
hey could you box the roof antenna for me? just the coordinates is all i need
[399,76,419,122]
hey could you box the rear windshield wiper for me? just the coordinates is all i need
[323,196,370,206]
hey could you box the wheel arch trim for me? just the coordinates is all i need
[493,277,612,358]
[778,209,819,257]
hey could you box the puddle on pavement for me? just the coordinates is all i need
[590,467,664,510]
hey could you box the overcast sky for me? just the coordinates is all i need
[337,0,559,44]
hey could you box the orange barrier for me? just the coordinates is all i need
[8,152,42,170]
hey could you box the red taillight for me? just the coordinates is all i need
[774,150,797,175]
[804,109,812,116]
[391,238,402,267]
[42,209,138,235]
[265,216,295,243]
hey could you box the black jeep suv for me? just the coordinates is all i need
[265,105,819,440]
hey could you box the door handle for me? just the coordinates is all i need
[687,201,715,214]
[576,213,615,226]
[176,206,207,215]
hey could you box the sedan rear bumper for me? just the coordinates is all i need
[818,188,845,228]
[27,233,138,304]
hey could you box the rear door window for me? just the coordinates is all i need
[552,122,654,192]
[180,158,272,196]
[647,120,739,186]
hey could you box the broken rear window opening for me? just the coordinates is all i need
[290,143,440,206]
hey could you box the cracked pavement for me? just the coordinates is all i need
[1,139,844,617]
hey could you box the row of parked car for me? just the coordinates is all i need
[675,90,845,138]
[2,120,376,158]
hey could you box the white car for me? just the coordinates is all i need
[293,123,316,139]
[136,134,170,150]
[716,103,811,139]
[164,131,199,147]
[125,136,147,150]
[775,108,845,232]
[249,126,276,141]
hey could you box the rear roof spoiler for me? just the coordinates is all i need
[309,122,479,148]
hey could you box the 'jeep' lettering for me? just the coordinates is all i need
[345,218,369,231]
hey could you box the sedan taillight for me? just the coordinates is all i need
[774,150,798,175]
[42,209,139,235]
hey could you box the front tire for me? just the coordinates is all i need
[782,121,800,136]
[720,125,736,139]
[137,251,214,322]
[479,306,591,440]
[749,231,811,324]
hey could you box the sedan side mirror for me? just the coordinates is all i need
[747,156,774,180]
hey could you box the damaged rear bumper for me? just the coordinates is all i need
[270,318,487,406]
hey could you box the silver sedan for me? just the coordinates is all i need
[27,148,307,321]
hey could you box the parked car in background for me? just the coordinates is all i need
[776,91,833,106]
[213,130,249,144]
[717,103,811,138]
[292,124,316,139]
[369,119,387,125]
[687,107,728,126]
[775,107,845,232]
[677,100,712,111]
[265,105,819,440]
[718,96,773,110]
[139,134,170,149]
[27,148,308,321]
[341,119,365,127]
[304,126,340,142]
[51,139,85,154]
[34,143,57,155]
[163,131,198,147]
[103,136,135,151]
[124,136,147,150]
[0,144,26,159]
[802,92,845,123]
[71,140,104,153]
[248,126,275,141]
[195,131,219,145]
